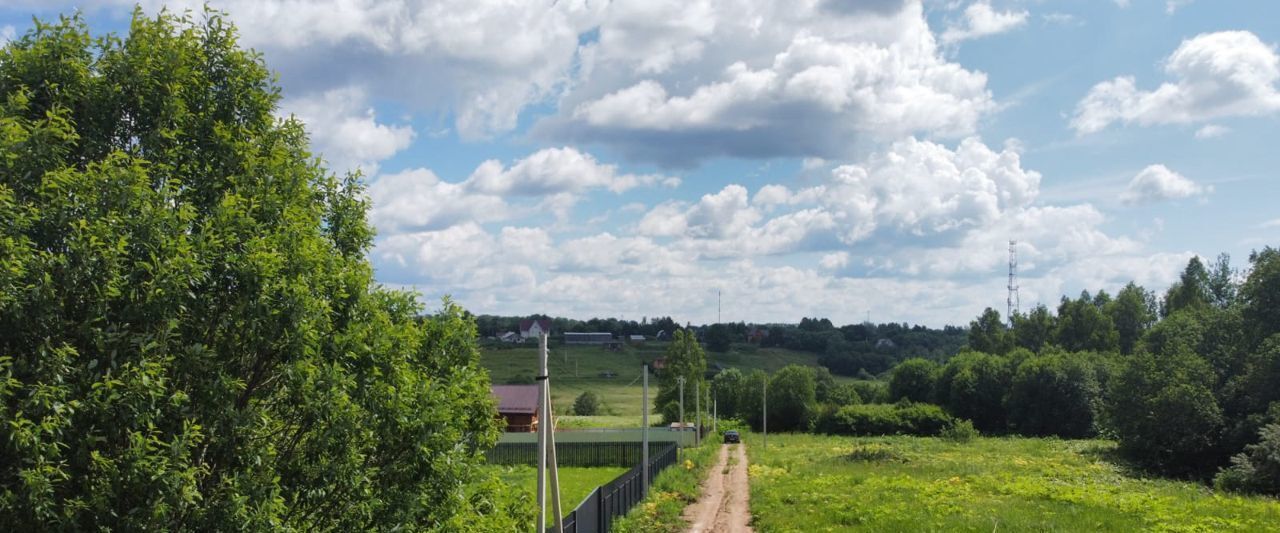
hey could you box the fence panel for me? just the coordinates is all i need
[486,441,673,468]
[540,441,680,533]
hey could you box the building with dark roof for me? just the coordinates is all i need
[491,384,540,432]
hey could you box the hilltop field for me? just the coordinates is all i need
[480,342,835,420]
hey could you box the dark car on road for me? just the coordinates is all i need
[723,430,740,443]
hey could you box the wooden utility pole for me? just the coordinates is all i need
[642,364,649,492]
[695,381,701,446]
[763,379,768,450]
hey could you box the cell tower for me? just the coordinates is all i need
[1007,240,1020,326]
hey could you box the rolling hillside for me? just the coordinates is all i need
[479,342,831,418]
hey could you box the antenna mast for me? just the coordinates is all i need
[1007,240,1020,326]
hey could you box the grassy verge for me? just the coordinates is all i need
[490,465,628,527]
[744,432,1280,532]
[613,443,720,533]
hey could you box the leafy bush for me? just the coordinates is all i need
[888,358,938,403]
[1006,354,1102,438]
[937,352,1012,432]
[1214,423,1280,495]
[941,419,979,443]
[573,391,601,416]
[850,380,889,404]
[1106,347,1225,474]
[823,403,955,437]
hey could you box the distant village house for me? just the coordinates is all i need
[520,319,552,340]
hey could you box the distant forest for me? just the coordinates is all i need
[471,314,967,377]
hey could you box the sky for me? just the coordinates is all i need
[2,0,1278,327]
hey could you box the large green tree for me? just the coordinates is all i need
[0,12,520,531]
[767,365,817,432]
[1055,291,1119,353]
[967,308,1013,355]
[656,329,707,425]
[1106,282,1157,355]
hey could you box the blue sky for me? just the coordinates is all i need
[3,0,1277,326]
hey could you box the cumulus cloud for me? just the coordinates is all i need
[369,147,676,233]
[1120,164,1211,205]
[1072,31,1280,135]
[282,87,414,175]
[465,147,674,196]
[1194,124,1229,139]
[539,0,994,165]
[1,25,14,44]
[940,1,1029,45]
[122,0,601,139]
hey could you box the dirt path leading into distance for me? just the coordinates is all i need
[682,442,754,533]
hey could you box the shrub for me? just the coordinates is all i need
[1106,348,1225,474]
[889,358,939,403]
[1214,423,1280,495]
[937,352,1012,432]
[850,380,889,404]
[942,419,979,443]
[573,391,602,416]
[825,403,955,437]
[1006,354,1102,438]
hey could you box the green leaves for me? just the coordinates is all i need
[0,9,509,530]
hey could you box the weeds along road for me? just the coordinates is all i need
[682,442,754,533]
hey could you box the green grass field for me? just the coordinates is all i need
[744,433,1280,532]
[480,343,828,420]
[491,465,628,526]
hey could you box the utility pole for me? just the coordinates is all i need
[695,381,701,447]
[642,364,649,493]
[536,334,548,532]
[678,376,686,450]
[762,379,768,450]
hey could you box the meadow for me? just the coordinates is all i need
[481,342,830,419]
[744,433,1280,532]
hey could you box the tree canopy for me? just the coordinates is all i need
[0,11,519,530]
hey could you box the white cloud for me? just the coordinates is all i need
[368,168,507,233]
[1258,218,1280,229]
[1072,31,1280,135]
[1194,124,1229,139]
[369,147,674,233]
[1,25,14,44]
[820,252,850,270]
[125,0,602,139]
[1166,0,1194,14]
[465,147,674,196]
[540,0,995,165]
[1113,0,1131,7]
[940,1,1029,45]
[1120,164,1211,205]
[1041,13,1083,27]
[282,87,414,175]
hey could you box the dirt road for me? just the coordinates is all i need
[682,442,754,533]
